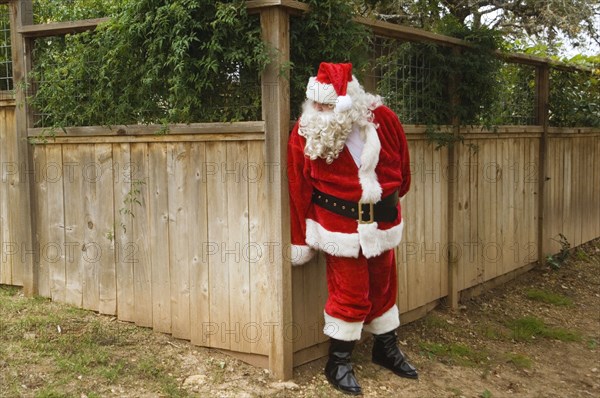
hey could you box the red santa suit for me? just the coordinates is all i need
[287,102,411,341]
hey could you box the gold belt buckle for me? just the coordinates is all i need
[358,201,375,224]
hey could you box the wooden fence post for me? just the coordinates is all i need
[260,5,293,380]
[535,64,550,263]
[447,46,461,310]
[8,0,36,295]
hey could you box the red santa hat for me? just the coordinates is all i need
[305,62,354,113]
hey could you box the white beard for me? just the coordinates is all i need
[298,101,354,164]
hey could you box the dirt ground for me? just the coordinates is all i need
[1,239,599,398]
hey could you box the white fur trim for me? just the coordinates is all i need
[362,305,400,335]
[306,77,337,104]
[305,219,404,259]
[323,311,363,341]
[358,221,404,258]
[335,95,353,113]
[290,245,315,266]
[305,219,361,258]
[358,124,382,203]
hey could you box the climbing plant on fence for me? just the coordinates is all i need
[0,4,12,92]
[25,0,600,130]
[549,65,600,127]
[289,0,372,119]
[29,0,270,127]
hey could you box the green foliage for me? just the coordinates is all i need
[289,0,372,118]
[549,63,600,127]
[419,341,490,367]
[33,0,123,23]
[508,316,581,342]
[20,0,600,130]
[491,63,536,125]
[480,389,493,398]
[526,288,574,306]
[0,5,12,91]
[436,17,503,127]
[376,18,503,148]
[546,233,571,270]
[30,0,269,127]
[377,40,451,125]
[504,352,533,369]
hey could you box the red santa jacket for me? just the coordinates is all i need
[287,105,411,265]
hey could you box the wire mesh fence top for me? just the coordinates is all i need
[27,6,266,129]
[0,4,12,92]
[492,62,536,126]
[370,37,447,125]
[32,0,122,23]
[549,68,600,128]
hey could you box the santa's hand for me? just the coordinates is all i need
[290,245,315,266]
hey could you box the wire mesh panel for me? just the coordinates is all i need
[370,37,449,125]
[549,68,600,127]
[491,63,536,125]
[32,0,121,23]
[30,33,263,129]
[0,4,12,92]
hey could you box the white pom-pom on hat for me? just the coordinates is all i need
[305,62,354,113]
[335,94,353,113]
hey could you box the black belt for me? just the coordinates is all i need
[311,189,399,224]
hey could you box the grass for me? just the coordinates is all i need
[0,285,190,398]
[526,288,574,306]
[508,316,581,342]
[418,342,490,367]
[504,352,533,369]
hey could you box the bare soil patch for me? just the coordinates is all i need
[1,239,599,398]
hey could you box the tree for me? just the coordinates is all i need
[357,0,600,55]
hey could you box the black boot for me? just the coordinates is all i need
[372,330,418,379]
[324,338,362,395]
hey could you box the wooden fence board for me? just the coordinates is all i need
[423,144,436,302]
[530,139,540,261]
[95,144,116,315]
[113,143,134,322]
[563,140,574,248]
[130,143,153,328]
[247,141,271,355]
[512,137,525,269]
[291,266,307,352]
[189,143,211,348]
[486,140,499,282]
[497,138,507,275]
[206,141,231,349]
[553,137,565,253]
[582,139,592,243]
[167,142,191,340]
[33,146,49,297]
[0,107,5,284]
[408,141,425,310]
[46,145,66,303]
[227,141,252,353]
[149,143,171,334]
[303,254,328,348]
[573,139,583,246]
[471,142,484,288]
[504,138,516,272]
[1,107,14,284]
[81,145,100,312]
[595,137,600,241]
[62,144,85,307]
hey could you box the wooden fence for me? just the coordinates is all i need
[0,0,599,380]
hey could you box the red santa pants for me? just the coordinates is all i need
[323,249,400,341]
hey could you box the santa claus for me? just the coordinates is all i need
[287,62,418,395]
